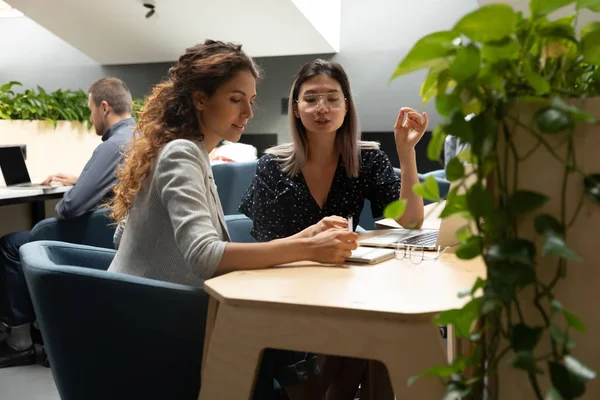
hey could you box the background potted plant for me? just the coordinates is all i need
[385,0,600,398]
[0,81,144,185]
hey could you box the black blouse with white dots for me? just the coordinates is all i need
[239,149,401,242]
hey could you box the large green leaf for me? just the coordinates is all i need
[546,387,566,400]
[413,176,440,202]
[466,183,494,219]
[456,236,483,260]
[511,324,544,351]
[582,27,600,64]
[449,45,481,82]
[509,190,549,215]
[436,93,462,117]
[391,31,460,80]
[408,357,466,386]
[383,199,407,220]
[454,5,517,43]
[565,355,596,380]
[440,190,469,218]
[563,310,587,333]
[445,157,465,182]
[434,297,482,338]
[509,351,543,374]
[531,0,575,17]
[577,0,600,12]
[549,361,586,398]
[420,62,451,105]
[534,214,565,236]
[534,108,573,134]
[427,125,447,161]
[525,64,551,95]
[580,21,600,38]
[481,38,520,63]
[550,97,596,123]
[487,238,536,265]
[542,235,583,261]
[447,111,474,143]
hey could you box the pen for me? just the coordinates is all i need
[348,215,353,232]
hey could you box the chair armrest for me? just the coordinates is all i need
[20,241,116,272]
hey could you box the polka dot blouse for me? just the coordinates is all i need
[239,149,400,242]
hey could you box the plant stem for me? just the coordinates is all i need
[513,298,525,323]
[506,115,587,177]
[528,372,544,400]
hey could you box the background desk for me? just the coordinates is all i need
[0,186,71,225]
[199,227,485,400]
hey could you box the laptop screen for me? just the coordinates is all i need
[0,146,31,186]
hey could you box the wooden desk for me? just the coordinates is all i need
[0,186,71,224]
[199,226,485,399]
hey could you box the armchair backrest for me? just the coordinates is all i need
[29,208,116,249]
[20,241,208,400]
[212,161,257,215]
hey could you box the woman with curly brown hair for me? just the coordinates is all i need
[107,40,357,399]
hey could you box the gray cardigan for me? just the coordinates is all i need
[108,139,230,286]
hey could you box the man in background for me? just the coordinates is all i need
[0,77,135,368]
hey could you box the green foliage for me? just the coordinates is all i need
[390,0,599,397]
[0,81,90,128]
[0,81,146,128]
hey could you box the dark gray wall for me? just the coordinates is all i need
[1,0,479,140]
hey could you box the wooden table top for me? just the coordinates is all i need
[205,201,485,322]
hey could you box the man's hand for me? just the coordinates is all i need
[41,173,78,186]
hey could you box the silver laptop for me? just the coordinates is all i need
[359,172,475,251]
[0,146,55,189]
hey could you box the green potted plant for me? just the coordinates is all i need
[385,0,600,398]
[0,81,91,128]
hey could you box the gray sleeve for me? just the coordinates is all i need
[56,141,120,219]
[155,141,227,280]
[113,216,127,249]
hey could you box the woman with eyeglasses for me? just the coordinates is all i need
[239,59,428,399]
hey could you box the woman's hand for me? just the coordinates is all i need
[312,216,348,236]
[394,107,429,156]
[307,229,358,264]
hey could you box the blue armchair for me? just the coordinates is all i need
[212,161,257,215]
[29,208,116,249]
[20,241,209,400]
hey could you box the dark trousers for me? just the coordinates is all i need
[0,231,33,327]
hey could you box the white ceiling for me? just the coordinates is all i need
[8,0,341,65]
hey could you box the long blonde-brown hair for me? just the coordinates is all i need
[267,59,378,177]
[109,40,260,223]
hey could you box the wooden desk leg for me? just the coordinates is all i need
[362,360,394,400]
[199,304,447,400]
[198,304,265,400]
[202,297,219,371]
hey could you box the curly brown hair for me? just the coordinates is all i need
[109,40,261,223]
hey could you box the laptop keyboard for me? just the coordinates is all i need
[400,231,439,246]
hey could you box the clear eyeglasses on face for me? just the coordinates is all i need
[295,92,347,112]
[394,244,448,264]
